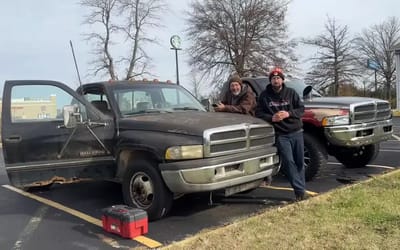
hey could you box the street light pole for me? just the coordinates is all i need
[391,43,400,110]
[170,35,182,85]
[367,59,379,96]
[363,80,366,97]
[174,48,180,85]
[395,49,400,110]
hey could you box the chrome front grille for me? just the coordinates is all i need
[351,101,391,124]
[203,124,275,157]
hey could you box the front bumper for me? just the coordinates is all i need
[159,147,280,194]
[324,119,393,147]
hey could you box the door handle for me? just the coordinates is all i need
[5,136,22,143]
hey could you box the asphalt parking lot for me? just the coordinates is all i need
[1,117,399,249]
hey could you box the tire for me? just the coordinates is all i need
[303,133,327,181]
[334,143,380,168]
[122,160,173,221]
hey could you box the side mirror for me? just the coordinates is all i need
[63,105,81,128]
[200,98,212,111]
[303,86,313,100]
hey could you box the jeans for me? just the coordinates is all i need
[276,131,305,197]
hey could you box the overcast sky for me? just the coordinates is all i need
[0,0,397,94]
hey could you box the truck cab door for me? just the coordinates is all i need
[1,80,115,188]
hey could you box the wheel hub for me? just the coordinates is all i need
[131,172,154,208]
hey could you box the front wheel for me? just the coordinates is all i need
[304,133,327,181]
[334,144,380,168]
[122,160,173,221]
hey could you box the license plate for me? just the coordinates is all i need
[224,180,261,196]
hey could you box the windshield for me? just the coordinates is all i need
[112,83,206,116]
[285,79,322,98]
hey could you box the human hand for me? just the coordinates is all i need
[277,111,289,119]
[272,111,289,122]
[214,101,225,112]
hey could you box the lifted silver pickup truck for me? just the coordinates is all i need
[240,77,393,181]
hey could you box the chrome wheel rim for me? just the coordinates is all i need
[130,172,154,208]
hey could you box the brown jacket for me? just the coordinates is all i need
[220,84,256,116]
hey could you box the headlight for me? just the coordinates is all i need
[322,115,350,126]
[165,145,203,160]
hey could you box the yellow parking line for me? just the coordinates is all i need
[2,184,162,248]
[134,235,163,248]
[262,185,319,196]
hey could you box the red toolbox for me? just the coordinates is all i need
[101,205,148,238]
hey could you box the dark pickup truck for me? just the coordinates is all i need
[237,77,393,181]
[1,80,280,220]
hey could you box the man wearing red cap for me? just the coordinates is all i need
[214,75,256,116]
[256,67,306,201]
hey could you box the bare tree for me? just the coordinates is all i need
[187,69,207,99]
[81,0,166,80]
[81,0,119,80]
[302,17,360,96]
[118,0,167,80]
[185,0,296,87]
[355,17,400,100]
[188,68,222,102]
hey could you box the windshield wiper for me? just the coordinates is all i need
[173,107,200,111]
[124,109,172,115]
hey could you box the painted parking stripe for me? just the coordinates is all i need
[379,149,400,152]
[327,162,396,169]
[365,164,396,169]
[265,162,397,195]
[263,185,319,196]
[2,184,162,249]
[392,134,400,141]
[13,205,48,250]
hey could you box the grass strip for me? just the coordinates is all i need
[163,169,400,250]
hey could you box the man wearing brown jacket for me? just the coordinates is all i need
[214,75,256,116]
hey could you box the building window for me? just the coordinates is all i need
[10,84,85,122]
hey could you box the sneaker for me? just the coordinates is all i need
[295,193,308,202]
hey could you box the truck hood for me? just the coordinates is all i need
[118,111,268,136]
[304,96,386,109]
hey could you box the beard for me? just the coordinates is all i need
[272,84,282,92]
[232,90,241,96]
